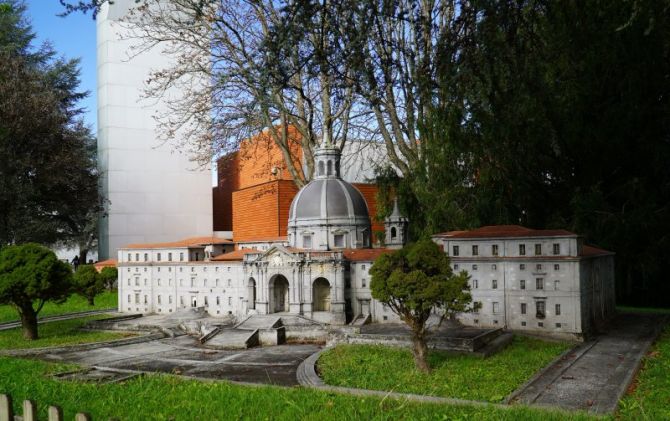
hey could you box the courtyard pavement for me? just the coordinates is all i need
[41,335,320,386]
[510,312,666,414]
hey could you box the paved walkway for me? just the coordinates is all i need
[510,313,666,414]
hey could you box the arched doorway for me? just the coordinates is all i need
[269,275,289,313]
[313,278,331,311]
[248,278,256,310]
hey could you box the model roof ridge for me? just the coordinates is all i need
[434,224,577,238]
[124,236,233,249]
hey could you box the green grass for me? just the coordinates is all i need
[616,306,670,315]
[0,291,118,323]
[0,316,131,350]
[0,357,597,421]
[318,336,571,403]
[618,324,670,420]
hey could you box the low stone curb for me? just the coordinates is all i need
[296,347,516,410]
[0,332,165,357]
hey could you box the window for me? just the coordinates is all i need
[135,253,139,261]
[492,264,497,270]
[194,252,199,261]
[228,296,232,306]
[554,264,560,271]
[536,263,542,271]
[135,278,139,286]
[474,302,481,313]
[157,253,161,262]
[553,243,560,255]
[536,278,544,290]
[169,296,172,304]
[538,322,544,327]
[535,244,542,255]
[190,278,195,287]
[472,245,479,256]
[520,264,526,270]
[143,295,147,304]
[390,227,397,239]
[334,234,344,248]
[127,294,131,303]
[144,253,148,262]
[454,264,459,271]
[521,303,527,314]
[216,296,220,305]
[157,279,161,286]
[180,252,184,261]
[519,244,526,255]
[492,302,500,314]
[203,279,207,287]
[227,279,231,287]
[472,264,478,271]
[472,279,478,289]
[554,280,560,290]
[492,244,499,256]
[204,297,208,306]
[451,246,458,257]
[158,295,162,304]
[168,253,172,261]
[362,279,367,288]
[127,253,131,261]
[521,321,527,326]
[362,265,366,271]
[318,161,325,176]
[492,279,498,289]
[536,301,546,318]
[555,304,561,316]
[303,235,312,249]
[520,279,526,290]
[180,296,184,306]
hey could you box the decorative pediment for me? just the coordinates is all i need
[249,244,301,266]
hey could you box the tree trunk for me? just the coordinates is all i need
[87,295,95,306]
[19,307,38,340]
[411,333,430,373]
[79,248,89,265]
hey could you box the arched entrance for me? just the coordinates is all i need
[269,275,289,313]
[313,278,331,311]
[248,278,257,310]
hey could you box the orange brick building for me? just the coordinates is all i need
[212,130,382,243]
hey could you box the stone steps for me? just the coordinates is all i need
[204,328,259,350]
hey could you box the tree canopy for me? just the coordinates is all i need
[73,264,105,305]
[0,0,103,260]
[0,243,73,339]
[370,239,473,371]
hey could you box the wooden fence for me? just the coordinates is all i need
[0,394,94,421]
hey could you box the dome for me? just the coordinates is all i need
[287,136,372,250]
[289,178,369,221]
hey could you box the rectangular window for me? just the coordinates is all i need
[127,294,131,303]
[127,253,131,262]
[144,253,148,262]
[492,244,499,256]
[216,296,220,305]
[452,245,459,256]
[536,263,542,271]
[536,278,544,290]
[554,264,560,271]
[169,296,172,304]
[520,280,526,290]
[135,253,139,261]
[144,295,147,304]
[492,279,498,289]
[158,295,162,304]
[228,296,232,306]
[492,302,500,314]
[535,244,542,255]
[520,264,526,270]
[553,243,560,255]
[204,296,208,306]
[472,245,479,256]
[519,244,526,255]
[554,280,560,290]
[168,253,172,262]
[180,252,184,261]
[472,264,478,271]
[555,304,561,315]
[472,279,478,289]
[474,301,481,313]
[334,234,344,248]
[453,264,459,271]
[521,303,527,314]
[303,235,312,249]
[492,264,497,270]
[536,301,546,318]
[157,253,161,262]
[135,294,140,304]
[190,278,195,287]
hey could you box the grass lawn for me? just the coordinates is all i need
[318,336,570,403]
[0,316,131,350]
[0,291,118,323]
[618,324,670,420]
[0,357,596,421]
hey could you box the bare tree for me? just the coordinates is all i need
[117,0,370,187]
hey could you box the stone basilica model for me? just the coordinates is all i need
[117,140,616,339]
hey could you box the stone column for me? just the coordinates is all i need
[329,261,346,324]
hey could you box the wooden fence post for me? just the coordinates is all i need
[22,399,37,421]
[0,394,13,421]
[48,405,63,421]
[75,412,92,421]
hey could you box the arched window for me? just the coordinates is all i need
[313,278,331,311]
[391,227,397,239]
[327,160,333,175]
[318,161,325,176]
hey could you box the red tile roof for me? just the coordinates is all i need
[434,225,576,239]
[342,248,392,262]
[93,258,117,272]
[211,249,259,261]
[124,236,233,249]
